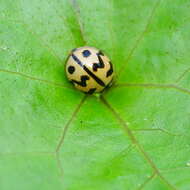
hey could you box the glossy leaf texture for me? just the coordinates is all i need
[0,0,190,189]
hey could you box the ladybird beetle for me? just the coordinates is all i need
[65,46,114,94]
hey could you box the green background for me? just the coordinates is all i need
[0,0,190,189]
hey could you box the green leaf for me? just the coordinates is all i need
[0,0,190,189]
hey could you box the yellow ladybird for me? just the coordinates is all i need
[65,46,114,94]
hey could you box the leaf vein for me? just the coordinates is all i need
[113,83,190,96]
[0,68,73,90]
[1,16,63,65]
[55,95,87,152]
[135,172,156,190]
[54,95,87,180]
[175,67,190,83]
[69,0,87,45]
[132,128,188,138]
[100,96,178,190]
[116,0,162,79]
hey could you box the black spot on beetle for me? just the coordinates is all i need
[82,50,91,57]
[68,66,75,74]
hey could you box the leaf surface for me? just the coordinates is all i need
[0,0,190,189]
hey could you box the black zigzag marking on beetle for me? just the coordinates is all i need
[71,75,90,87]
[92,51,105,72]
[71,54,106,87]
[106,62,113,77]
